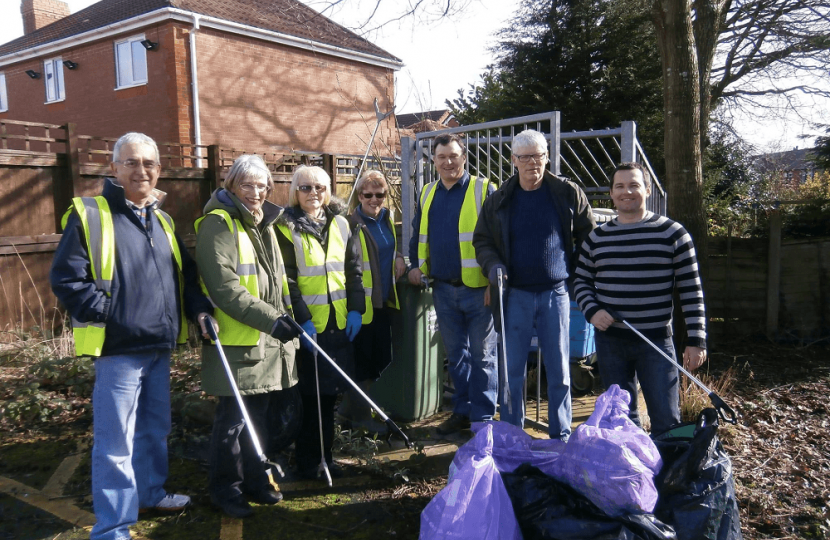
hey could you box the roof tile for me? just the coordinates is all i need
[0,0,399,62]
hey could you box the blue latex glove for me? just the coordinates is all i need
[300,320,317,349]
[345,311,362,341]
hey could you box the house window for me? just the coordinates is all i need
[44,57,65,102]
[115,36,148,88]
[0,73,7,112]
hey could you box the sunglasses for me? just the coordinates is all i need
[298,184,326,193]
[361,192,387,200]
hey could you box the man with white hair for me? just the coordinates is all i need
[473,129,595,440]
[51,132,214,539]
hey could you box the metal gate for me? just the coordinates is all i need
[399,111,664,249]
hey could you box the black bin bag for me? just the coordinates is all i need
[502,463,676,540]
[652,408,742,540]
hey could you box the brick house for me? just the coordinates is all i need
[0,0,402,156]
[754,147,826,191]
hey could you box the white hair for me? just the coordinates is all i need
[112,132,160,163]
[512,129,548,154]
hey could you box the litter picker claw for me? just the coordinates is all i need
[205,319,285,494]
[604,308,738,425]
[285,316,412,449]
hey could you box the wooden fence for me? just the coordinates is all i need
[707,213,830,342]
[0,119,399,335]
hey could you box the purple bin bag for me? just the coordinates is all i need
[450,420,565,480]
[552,384,664,517]
[419,423,522,540]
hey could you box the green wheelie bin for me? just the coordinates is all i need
[369,281,444,422]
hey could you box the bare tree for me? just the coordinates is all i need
[651,0,830,267]
[304,0,475,37]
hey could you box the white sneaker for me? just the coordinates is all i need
[143,493,191,513]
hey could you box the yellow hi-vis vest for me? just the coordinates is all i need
[357,224,400,325]
[61,196,187,357]
[278,216,350,333]
[195,210,292,346]
[417,175,490,288]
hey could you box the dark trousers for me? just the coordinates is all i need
[209,393,274,502]
[295,393,337,471]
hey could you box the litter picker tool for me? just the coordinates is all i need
[205,319,285,494]
[497,268,512,414]
[604,308,738,425]
[347,97,396,210]
[311,335,333,486]
[285,317,412,449]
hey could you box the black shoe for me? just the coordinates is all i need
[435,413,471,435]
[211,495,254,519]
[248,488,283,505]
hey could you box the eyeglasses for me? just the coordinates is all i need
[514,153,547,163]
[361,192,386,200]
[239,183,271,194]
[298,184,327,193]
[116,159,160,170]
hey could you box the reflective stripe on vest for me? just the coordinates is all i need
[195,209,266,347]
[417,175,490,288]
[61,197,187,356]
[358,229,374,325]
[278,216,350,333]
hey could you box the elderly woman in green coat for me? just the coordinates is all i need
[195,155,300,519]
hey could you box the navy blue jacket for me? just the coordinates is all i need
[50,179,212,356]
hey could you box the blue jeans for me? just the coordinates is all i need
[431,282,498,421]
[91,350,172,540]
[500,284,571,440]
[594,331,681,435]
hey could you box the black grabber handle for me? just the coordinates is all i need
[603,307,738,425]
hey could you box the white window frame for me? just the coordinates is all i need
[114,34,149,89]
[0,73,7,112]
[44,57,65,103]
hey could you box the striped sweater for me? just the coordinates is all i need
[573,212,707,348]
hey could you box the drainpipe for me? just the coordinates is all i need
[189,14,202,166]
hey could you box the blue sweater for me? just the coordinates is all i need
[51,179,212,356]
[358,206,395,301]
[408,173,494,281]
[508,185,569,290]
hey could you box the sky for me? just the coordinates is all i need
[0,0,825,152]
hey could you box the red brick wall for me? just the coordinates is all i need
[0,23,186,145]
[194,27,397,156]
[0,21,397,155]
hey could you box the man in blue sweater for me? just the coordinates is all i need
[408,134,498,435]
[51,133,214,540]
[474,129,595,440]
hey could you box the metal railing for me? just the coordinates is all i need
[400,112,665,249]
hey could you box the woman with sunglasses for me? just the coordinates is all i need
[276,165,365,480]
[339,170,406,434]
[195,155,301,518]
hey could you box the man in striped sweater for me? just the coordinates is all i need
[573,162,707,435]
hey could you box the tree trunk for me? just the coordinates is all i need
[651,0,708,268]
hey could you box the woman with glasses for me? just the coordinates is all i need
[339,170,406,434]
[276,165,365,480]
[195,155,301,518]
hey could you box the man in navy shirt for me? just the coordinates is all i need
[474,129,595,440]
[408,134,498,434]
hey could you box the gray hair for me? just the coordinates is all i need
[224,155,274,224]
[512,129,548,154]
[112,132,160,163]
[288,165,332,207]
[349,170,388,213]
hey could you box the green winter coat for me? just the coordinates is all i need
[196,188,298,396]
